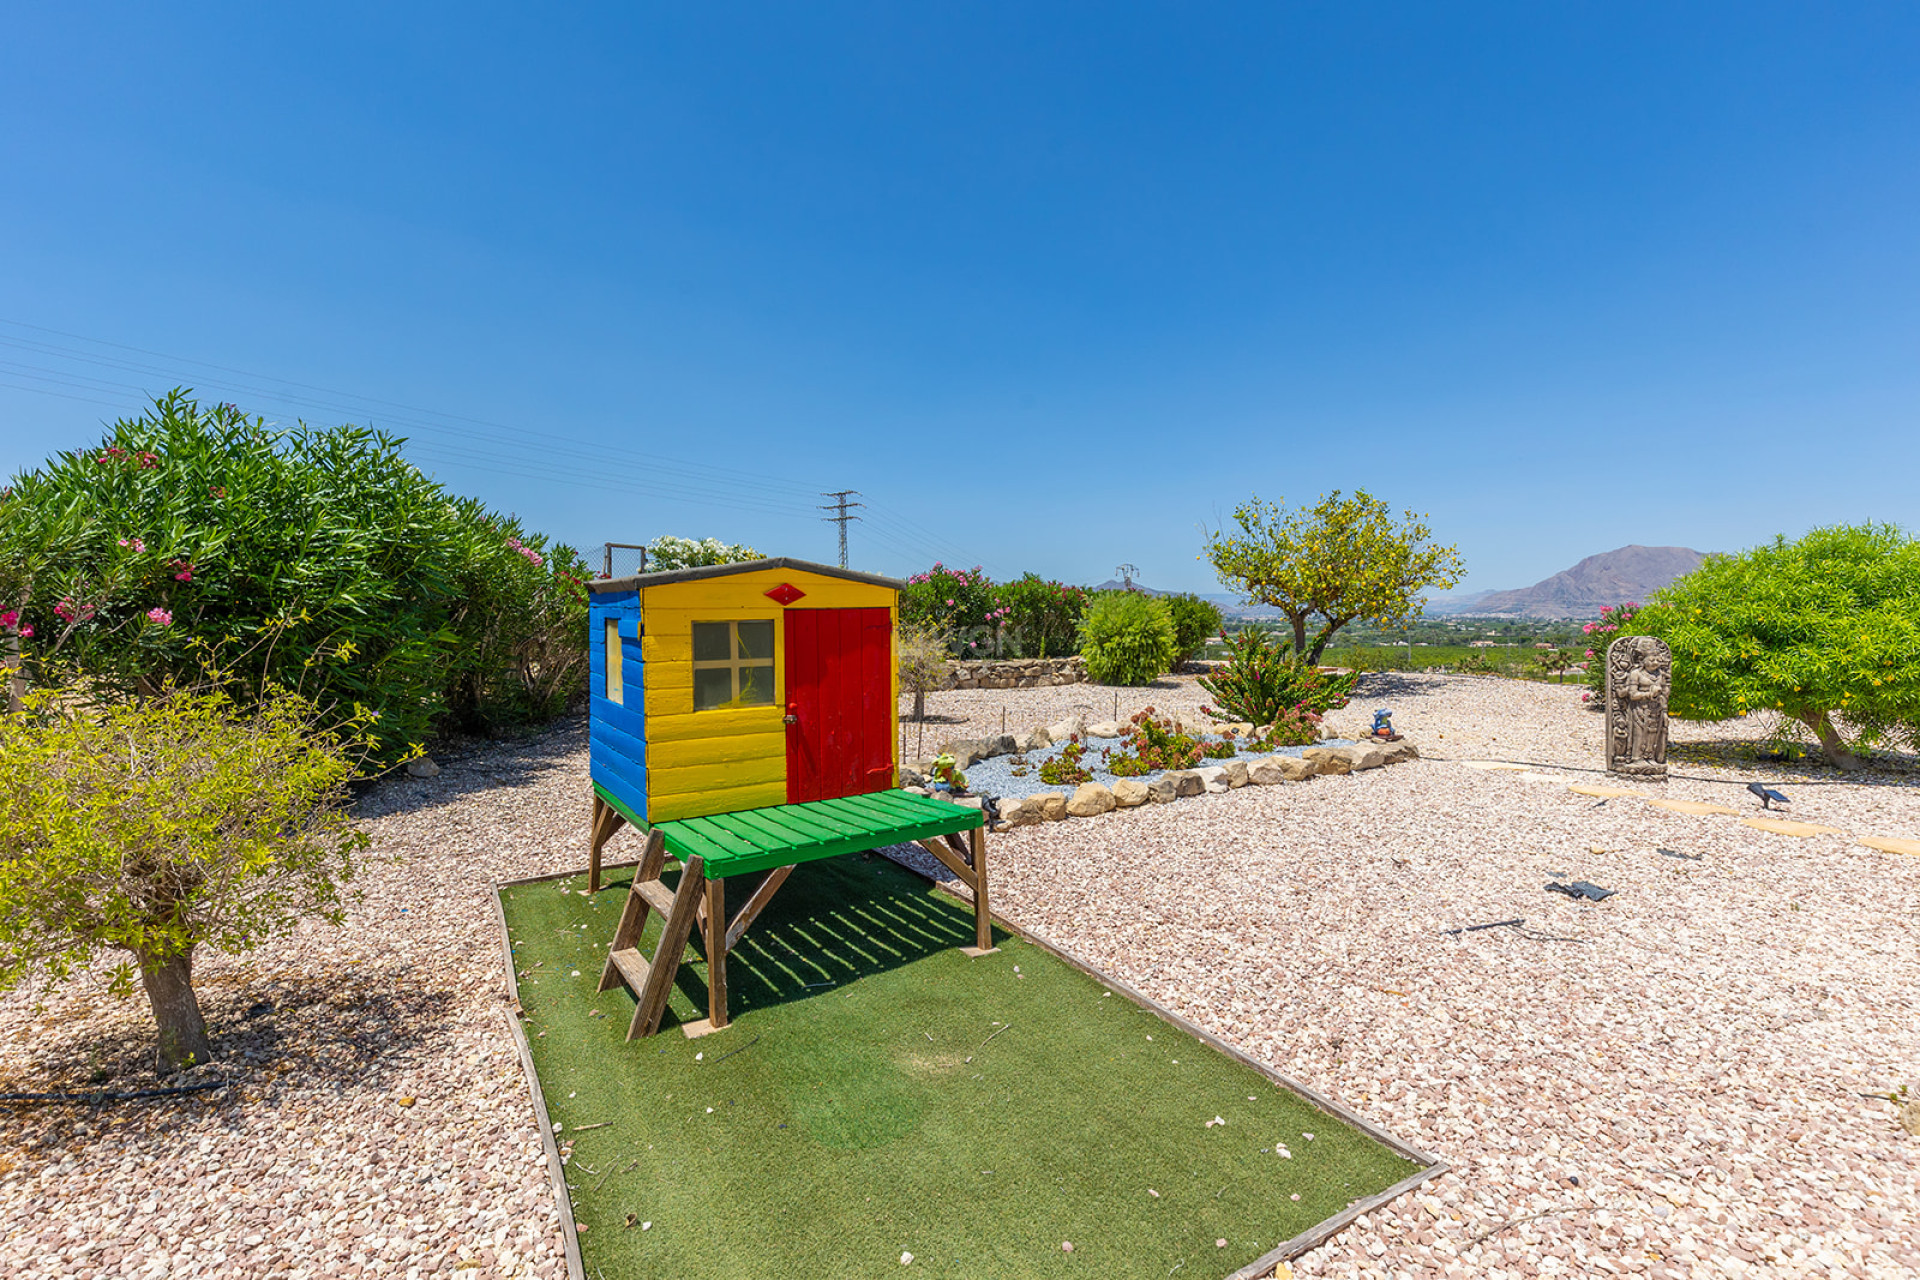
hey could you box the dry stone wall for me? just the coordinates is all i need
[935,656,1087,690]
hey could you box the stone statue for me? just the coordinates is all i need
[1606,635,1671,778]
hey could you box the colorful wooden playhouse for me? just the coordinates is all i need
[585,558,992,1039]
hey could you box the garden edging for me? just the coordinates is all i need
[898,717,1419,827]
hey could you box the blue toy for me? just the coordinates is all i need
[1370,709,1402,742]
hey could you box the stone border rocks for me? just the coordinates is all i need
[989,738,1420,828]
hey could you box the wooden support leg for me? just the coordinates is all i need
[915,827,997,957]
[684,876,731,1038]
[967,825,993,955]
[725,864,796,950]
[588,795,630,893]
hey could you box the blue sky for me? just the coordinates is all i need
[3,3,1917,594]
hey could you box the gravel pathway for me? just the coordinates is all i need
[3,672,1916,1278]
[918,674,1920,1279]
[0,733,586,1280]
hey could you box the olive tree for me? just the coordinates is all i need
[1619,523,1920,770]
[896,620,951,722]
[0,685,367,1073]
[1204,491,1464,662]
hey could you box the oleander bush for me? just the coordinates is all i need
[0,392,589,760]
[992,573,1089,658]
[644,535,760,571]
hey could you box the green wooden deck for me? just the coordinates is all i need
[658,791,983,879]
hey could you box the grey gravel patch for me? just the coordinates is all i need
[960,732,1353,801]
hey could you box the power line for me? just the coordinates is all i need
[0,316,1004,573]
[818,490,863,569]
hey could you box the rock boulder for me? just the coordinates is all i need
[1067,783,1117,817]
[1302,747,1350,776]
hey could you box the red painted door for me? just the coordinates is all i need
[784,607,894,804]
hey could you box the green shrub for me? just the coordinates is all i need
[1251,704,1324,748]
[0,682,368,1072]
[901,565,997,656]
[1165,593,1223,665]
[1609,524,1920,769]
[1116,709,1204,771]
[1195,626,1356,724]
[1038,738,1092,785]
[1078,591,1177,686]
[992,573,1088,658]
[0,393,587,760]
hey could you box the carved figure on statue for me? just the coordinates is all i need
[1606,635,1671,779]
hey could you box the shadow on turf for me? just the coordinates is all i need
[606,853,995,1027]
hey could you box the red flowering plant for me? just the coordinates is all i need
[900,564,998,656]
[1,392,589,758]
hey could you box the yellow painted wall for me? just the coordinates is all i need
[640,567,897,818]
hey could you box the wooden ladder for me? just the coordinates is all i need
[596,830,708,1040]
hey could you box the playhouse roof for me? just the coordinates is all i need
[590,556,903,595]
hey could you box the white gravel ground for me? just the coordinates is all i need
[3,672,1916,1279]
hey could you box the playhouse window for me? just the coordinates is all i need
[604,618,624,704]
[691,620,775,710]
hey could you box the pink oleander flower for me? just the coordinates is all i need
[0,610,14,629]
[137,451,159,468]
[17,625,29,638]
[117,537,146,553]
[146,607,173,626]
[945,598,955,607]
[54,601,74,621]
[1582,692,1592,702]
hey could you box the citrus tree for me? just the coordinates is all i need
[1204,491,1464,662]
[0,684,367,1073]
[1615,524,1920,770]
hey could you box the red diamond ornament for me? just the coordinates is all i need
[764,583,806,606]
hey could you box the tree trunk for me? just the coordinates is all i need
[1289,614,1309,658]
[137,948,213,1074]
[912,687,926,722]
[1799,709,1863,771]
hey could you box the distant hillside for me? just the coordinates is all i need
[1462,546,1709,618]
[1092,581,1278,618]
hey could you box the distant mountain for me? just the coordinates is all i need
[1458,546,1709,618]
[1420,589,1497,616]
[1092,581,1279,618]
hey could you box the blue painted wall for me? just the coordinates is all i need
[588,588,647,823]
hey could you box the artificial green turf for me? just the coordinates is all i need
[501,853,1421,1279]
